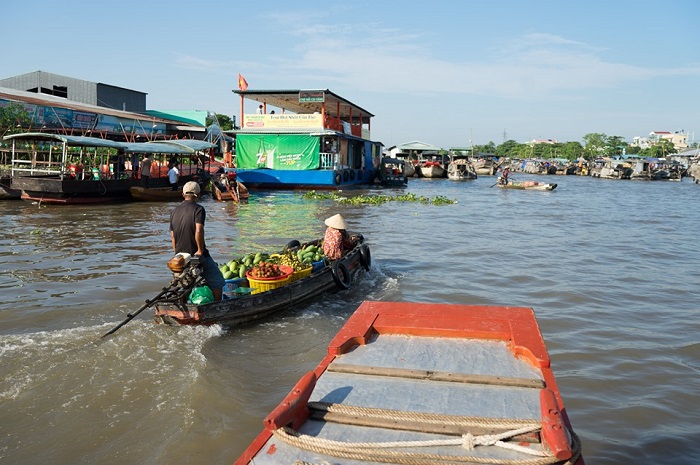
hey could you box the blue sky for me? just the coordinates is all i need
[2,0,698,149]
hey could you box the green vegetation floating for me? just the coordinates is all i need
[302,191,457,206]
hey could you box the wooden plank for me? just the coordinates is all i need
[327,362,545,389]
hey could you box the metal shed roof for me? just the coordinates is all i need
[3,132,126,149]
[232,89,374,123]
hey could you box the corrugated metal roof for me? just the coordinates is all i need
[232,89,374,123]
[3,132,215,154]
[2,132,126,149]
[0,86,199,127]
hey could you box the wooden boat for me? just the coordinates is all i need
[129,186,186,201]
[0,176,21,200]
[235,301,584,465]
[498,179,557,191]
[211,169,250,202]
[377,157,408,187]
[3,133,215,204]
[152,237,371,327]
[418,161,447,178]
[447,158,477,180]
[231,89,381,190]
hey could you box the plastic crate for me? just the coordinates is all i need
[289,266,313,282]
[246,265,293,294]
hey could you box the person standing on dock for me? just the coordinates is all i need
[170,182,224,301]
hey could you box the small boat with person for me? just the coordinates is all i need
[234,300,584,465]
[498,179,558,191]
[377,157,408,187]
[150,237,370,327]
[211,168,250,202]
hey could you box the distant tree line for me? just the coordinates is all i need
[454,133,685,161]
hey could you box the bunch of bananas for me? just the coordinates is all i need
[276,251,306,271]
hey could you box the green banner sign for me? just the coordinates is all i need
[236,134,320,170]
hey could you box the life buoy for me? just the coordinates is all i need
[359,244,371,271]
[334,172,341,185]
[331,261,351,290]
[343,170,350,182]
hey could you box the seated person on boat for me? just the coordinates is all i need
[322,214,357,260]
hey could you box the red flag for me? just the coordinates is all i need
[238,73,248,91]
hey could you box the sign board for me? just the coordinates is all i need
[299,91,325,103]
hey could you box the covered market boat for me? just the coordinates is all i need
[234,300,584,465]
[4,133,215,204]
[230,89,382,190]
[377,157,408,187]
[134,237,371,328]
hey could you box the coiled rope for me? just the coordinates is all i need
[272,402,582,465]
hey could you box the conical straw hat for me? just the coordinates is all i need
[324,214,348,230]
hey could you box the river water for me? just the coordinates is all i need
[1,175,698,465]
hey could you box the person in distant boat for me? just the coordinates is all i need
[140,154,153,188]
[322,214,357,260]
[170,181,224,301]
[500,166,510,185]
[168,162,179,190]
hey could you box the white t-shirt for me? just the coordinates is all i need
[168,166,179,184]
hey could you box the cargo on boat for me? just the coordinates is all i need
[235,300,584,465]
[149,237,371,328]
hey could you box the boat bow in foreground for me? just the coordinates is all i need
[235,300,583,465]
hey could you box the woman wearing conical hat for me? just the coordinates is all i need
[322,214,356,260]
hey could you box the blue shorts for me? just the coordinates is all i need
[199,255,225,290]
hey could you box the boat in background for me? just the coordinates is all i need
[447,155,477,180]
[230,89,381,190]
[235,300,584,465]
[377,157,407,187]
[211,168,250,202]
[4,133,215,204]
[471,153,502,175]
[130,186,186,201]
[0,175,21,199]
[498,179,557,191]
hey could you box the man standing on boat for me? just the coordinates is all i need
[170,181,224,301]
[168,161,179,190]
[140,154,152,188]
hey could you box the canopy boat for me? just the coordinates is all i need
[589,158,632,180]
[211,168,250,202]
[447,157,477,180]
[151,237,371,328]
[377,157,408,187]
[4,133,215,204]
[235,300,584,465]
[498,179,557,191]
[230,89,382,190]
